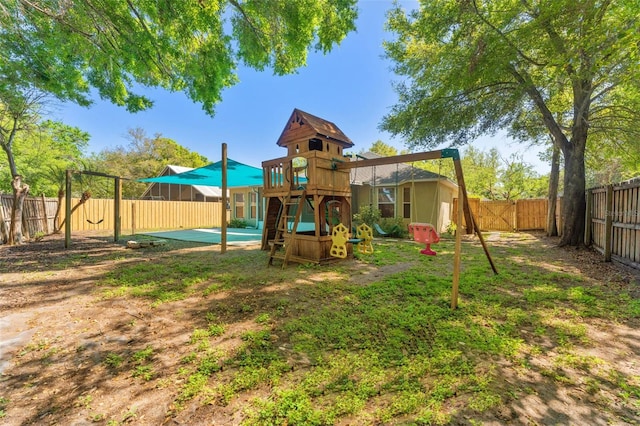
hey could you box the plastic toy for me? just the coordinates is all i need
[408,223,440,256]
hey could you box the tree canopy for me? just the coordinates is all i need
[367,140,399,157]
[0,119,90,197]
[381,0,640,245]
[91,128,209,198]
[0,0,358,115]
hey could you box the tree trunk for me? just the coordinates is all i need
[9,175,29,245]
[559,142,586,246]
[0,197,8,243]
[53,188,64,233]
[547,142,561,237]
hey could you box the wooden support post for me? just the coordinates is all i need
[584,189,593,246]
[453,157,498,275]
[452,183,463,310]
[604,185,613,262]
[468,209,498,275]
[65,169,72,248]
[221,143,228,254]
[114,176,121,242]
[452,158,474,234]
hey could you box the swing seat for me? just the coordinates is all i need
[355,223,374,254]
[408,223,440,256]
[330,223,350,258]
[330,223,374,258]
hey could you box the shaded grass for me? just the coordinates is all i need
[87,235,640,424]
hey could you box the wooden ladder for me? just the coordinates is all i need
[268,190,306,267]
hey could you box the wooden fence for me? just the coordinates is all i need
[453,198,561,232]
[0,194,59,240]
[0,195,225,241]
[586,180,640,269]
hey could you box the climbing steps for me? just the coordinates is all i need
[268,190,306,267]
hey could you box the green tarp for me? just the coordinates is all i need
[139,158,264,188]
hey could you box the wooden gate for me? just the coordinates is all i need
[452,198,552,232]
[478,200,516,231]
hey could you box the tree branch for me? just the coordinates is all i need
[228,0,269,55]
[470,0,547,67]
[509,65,568,151]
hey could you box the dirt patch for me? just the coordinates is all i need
[0,232,639,425]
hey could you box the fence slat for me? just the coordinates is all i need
[1,195,225,242]
[587,180,640,270]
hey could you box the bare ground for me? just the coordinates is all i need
[0,232,639,425]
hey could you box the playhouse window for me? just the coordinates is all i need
[309,138,323,151]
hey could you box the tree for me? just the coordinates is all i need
[0,0,358,116]
[499,153,547,201]
[367,140,398,157]
[546,142,562,236]
[91,128,209,198]
[0,90,48,244]
[381,0,640,246]
[0,120,90,196]
[585,133,640,186]
[462,146,502,200]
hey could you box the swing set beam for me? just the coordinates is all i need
[64,169,123,248]
[334,148,497,310]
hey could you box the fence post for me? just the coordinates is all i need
[604,185,613,262]
[584,189,592,246]
[131,201,136,236]
[114,177,121,242]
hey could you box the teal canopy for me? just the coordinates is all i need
[139,158,264,188]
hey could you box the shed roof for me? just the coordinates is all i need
[349,152,456,188]
[141,165,223,198]
[277,108,353,148]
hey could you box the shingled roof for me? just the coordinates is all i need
[349,152,456,187]
[277,108,353,147]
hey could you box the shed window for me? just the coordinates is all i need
[250,191,257,219]
[377,187,396,218]
[234,193,245,219]
[403,187,411,219]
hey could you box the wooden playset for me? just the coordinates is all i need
[261,108,497,296]
[261,109,357,266]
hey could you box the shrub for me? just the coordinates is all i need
[353,205,381,226]
[379,217,408,238]
[228,218,249,228]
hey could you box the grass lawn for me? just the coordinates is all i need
[0,232,639,425]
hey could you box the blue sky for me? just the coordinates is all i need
[53,0,547,175]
